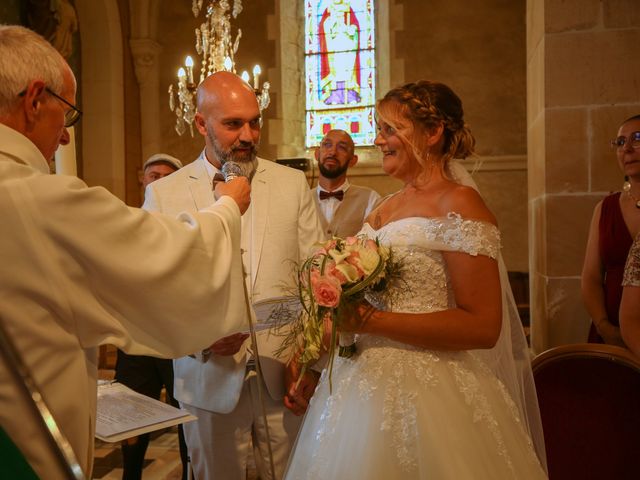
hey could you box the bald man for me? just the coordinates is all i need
[313,129,380,238]
[143,72,323,480]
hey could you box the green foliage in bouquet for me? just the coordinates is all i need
[273,235,401,392]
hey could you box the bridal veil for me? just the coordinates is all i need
[449,160,547,471]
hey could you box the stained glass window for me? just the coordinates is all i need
[305,0,376,147]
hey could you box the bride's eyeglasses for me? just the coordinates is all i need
[610,131,640,150]
[375,122,397,138]
[18,86,83,128]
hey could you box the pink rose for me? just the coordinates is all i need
[343,251,364,277]
[311,271,342,308]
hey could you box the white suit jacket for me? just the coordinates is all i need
[144,154,324,412]
[0,124,246,479]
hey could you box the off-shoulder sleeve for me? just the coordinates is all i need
[623,234,640,287]
[436,212,501,259]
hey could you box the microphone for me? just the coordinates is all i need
[221,161,243,182]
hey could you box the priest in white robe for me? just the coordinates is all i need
[0,25,251,480]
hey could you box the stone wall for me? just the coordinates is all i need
[527,0,640,351]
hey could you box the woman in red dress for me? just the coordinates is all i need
[582,114,640,344]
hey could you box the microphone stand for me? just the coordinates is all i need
[0,317,85,479]
[240,261,277,480]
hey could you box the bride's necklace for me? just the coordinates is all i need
[623,182,640,209]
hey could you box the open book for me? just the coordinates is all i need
[95,382,196,442]
[245,296,302,333]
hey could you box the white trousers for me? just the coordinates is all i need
[181,370,302,480]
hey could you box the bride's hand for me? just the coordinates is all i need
[284,353,320,416]
[338,301,376,333]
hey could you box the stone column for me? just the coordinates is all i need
[527,0,640,352]
[130,38,162,161]
[268,0,306,159]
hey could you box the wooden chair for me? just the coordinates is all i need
[532,343,640,480]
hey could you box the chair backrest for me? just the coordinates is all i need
[532,343,640,480]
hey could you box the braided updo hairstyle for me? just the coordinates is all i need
[376,80,476,176]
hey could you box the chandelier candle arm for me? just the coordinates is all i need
[252,64,261,90]
[224,56,233,72]
[185,56,195,85]
[170,0,270,136]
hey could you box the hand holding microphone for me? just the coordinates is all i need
[213,161,251,214]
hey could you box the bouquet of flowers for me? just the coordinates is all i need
[275,235,398,390]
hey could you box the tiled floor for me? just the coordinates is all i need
[92,426,259,480]
[93,428,183,480]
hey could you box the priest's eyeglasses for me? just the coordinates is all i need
[18,87,83,128]
[610,131,640,150]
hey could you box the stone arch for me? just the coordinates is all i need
[75,0,125,199]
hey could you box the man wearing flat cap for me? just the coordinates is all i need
[140,153,183,188]
[115,152,189,480]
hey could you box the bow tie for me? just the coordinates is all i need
[319,190,344,201]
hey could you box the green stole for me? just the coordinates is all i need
[0,426,39,479]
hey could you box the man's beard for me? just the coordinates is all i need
[318,157,350,179]
[208,128,259,180]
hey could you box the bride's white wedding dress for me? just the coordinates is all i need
[284,215,547,479]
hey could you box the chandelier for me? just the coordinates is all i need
[168,0,270,136]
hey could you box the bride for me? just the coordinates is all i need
[284,81,547,479]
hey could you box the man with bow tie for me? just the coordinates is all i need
[313,129,380,238]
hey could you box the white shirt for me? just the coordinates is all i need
[202,152,253,293]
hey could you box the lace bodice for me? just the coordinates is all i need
[363,213,501,314]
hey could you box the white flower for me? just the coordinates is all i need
[356,247,381,276]
[335,262,360,283]
[328,247,350,264]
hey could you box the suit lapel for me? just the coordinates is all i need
[188,157,216,210]
[251,161,269,290]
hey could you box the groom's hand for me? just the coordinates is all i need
[208,332,249,356]
[284,358,320,416]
